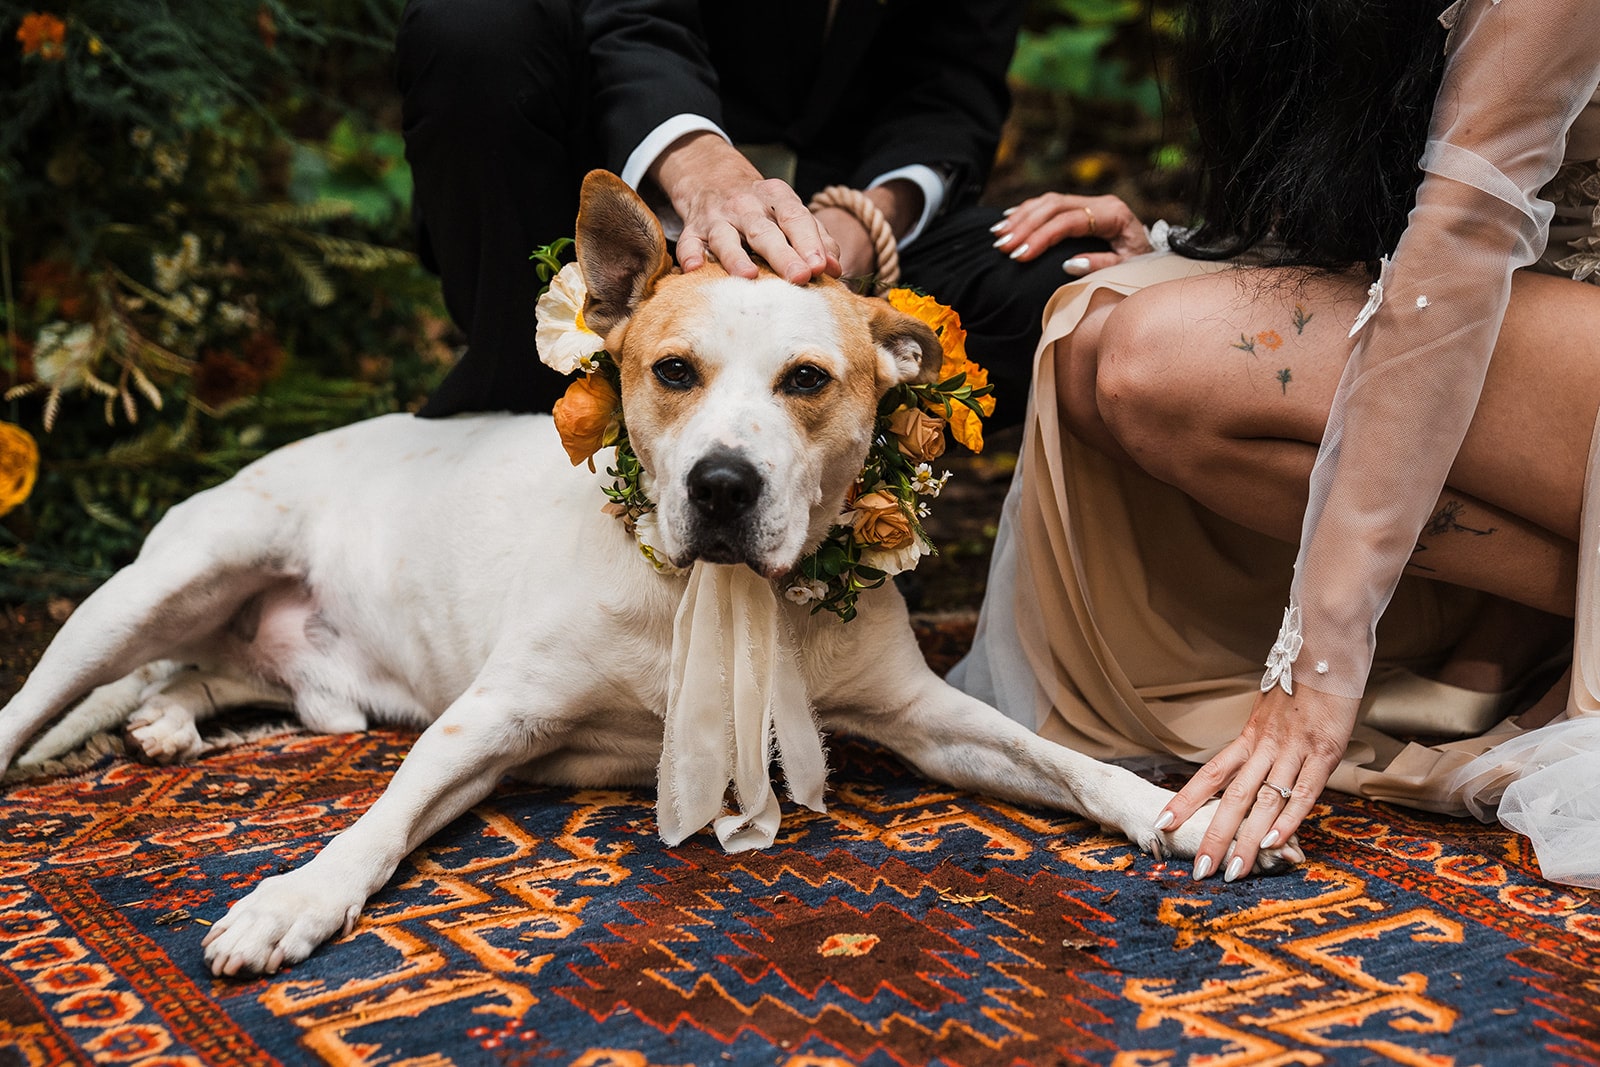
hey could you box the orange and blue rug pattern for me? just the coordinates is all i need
[2,728,1598,1065]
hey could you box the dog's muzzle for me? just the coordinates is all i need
[682,450,766,567]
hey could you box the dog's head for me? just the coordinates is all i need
[574,170,943,578]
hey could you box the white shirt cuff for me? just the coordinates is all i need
[621,114,730,192]
[868,164,949,248]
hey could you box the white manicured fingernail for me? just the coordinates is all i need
[1008,243,1030,260]
[993,233,1015,249]
[1063,257,1092,276]
[1261,829,1280,849]
[1192,854,1212,880]
[1225,856,1244,882]
[1153,810,1174,831]
[989,219,1008,233]
[1003,206,1016,216]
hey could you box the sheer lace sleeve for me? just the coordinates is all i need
[1279,0,1600,700]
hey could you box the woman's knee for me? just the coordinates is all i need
[1052,289,1125,457]
[1093,284,1204,477]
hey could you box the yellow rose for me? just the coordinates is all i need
[552,372,620,467]
[884,289,995,452]
[849,490,914,549]
[0,422,39,517]
[887,288,967,376]
[886,405,946,462]
[944,359,996,454]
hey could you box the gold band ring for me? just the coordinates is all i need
[1265,782,1293,800]
[1083,206,1097,237]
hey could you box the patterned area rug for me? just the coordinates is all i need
[3,726,1598,1067]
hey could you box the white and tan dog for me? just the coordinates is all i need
[0,172,1293,977]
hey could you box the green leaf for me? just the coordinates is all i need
[1009,25,1115,97]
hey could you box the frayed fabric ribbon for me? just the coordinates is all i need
[656,562,828,851]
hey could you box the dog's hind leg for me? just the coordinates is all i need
[124,670,294,764]
[13,661,185,770]
[0,502,292,774]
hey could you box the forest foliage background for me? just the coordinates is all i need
[0,0,1185,602]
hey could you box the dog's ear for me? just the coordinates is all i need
[868,302,944,392]
[575,170,673,337]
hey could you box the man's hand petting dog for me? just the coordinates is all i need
[0,171,1300,978]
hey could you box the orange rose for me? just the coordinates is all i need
[17,13,66,59]
[552,372,620,467]
[0,422,40,517]
[848,490,913,549]
[886,406,946,462]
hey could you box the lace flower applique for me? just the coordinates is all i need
[1347,255,1392,338]
[1261,603,1304,695]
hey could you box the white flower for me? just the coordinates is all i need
[153,252,183,293]
[911,463,951,497]
[859,534,931,577]
[1260,603,1304,695]
[535,262,607,374]
[33,322,96,391]
[633,511,686,575]
[785,578,830,605]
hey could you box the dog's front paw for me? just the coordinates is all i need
[1147,799,1305,875]
[125,704,204,764]
[202,871,363,976]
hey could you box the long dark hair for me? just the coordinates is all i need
[1170,0,1450,273]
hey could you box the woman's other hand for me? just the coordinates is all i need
[991,192,1152,275]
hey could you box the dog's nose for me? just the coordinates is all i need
[687,453,761,520]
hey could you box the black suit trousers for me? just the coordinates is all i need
[395,0,1101,427]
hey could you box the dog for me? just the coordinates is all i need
[0,172,1295,977]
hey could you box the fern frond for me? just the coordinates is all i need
[284,249,336,307]
[301,233,414,271]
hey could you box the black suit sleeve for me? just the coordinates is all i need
[583,0,725,174]
[846,0,1024,208]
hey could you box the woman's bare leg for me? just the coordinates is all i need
[1074,268,1600,618]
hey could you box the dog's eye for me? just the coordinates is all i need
[782,364,831,396]
[653,357,697,390]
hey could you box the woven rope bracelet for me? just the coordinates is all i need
[806,184,901,288]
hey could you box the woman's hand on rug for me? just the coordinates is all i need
[990,192,1151,275]
[1158,684,1356,881]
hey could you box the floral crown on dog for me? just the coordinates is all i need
[531,240,995,622]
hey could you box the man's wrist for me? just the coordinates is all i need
[865,180,921,241]
[649,131,759,208]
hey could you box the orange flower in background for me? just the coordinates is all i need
[0,422,40,517]
[17,13,66,59]
[552,372,620,468]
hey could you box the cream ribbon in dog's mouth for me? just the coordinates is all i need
[657,562,827,850]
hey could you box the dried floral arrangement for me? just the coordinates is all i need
[0,1,450,597]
